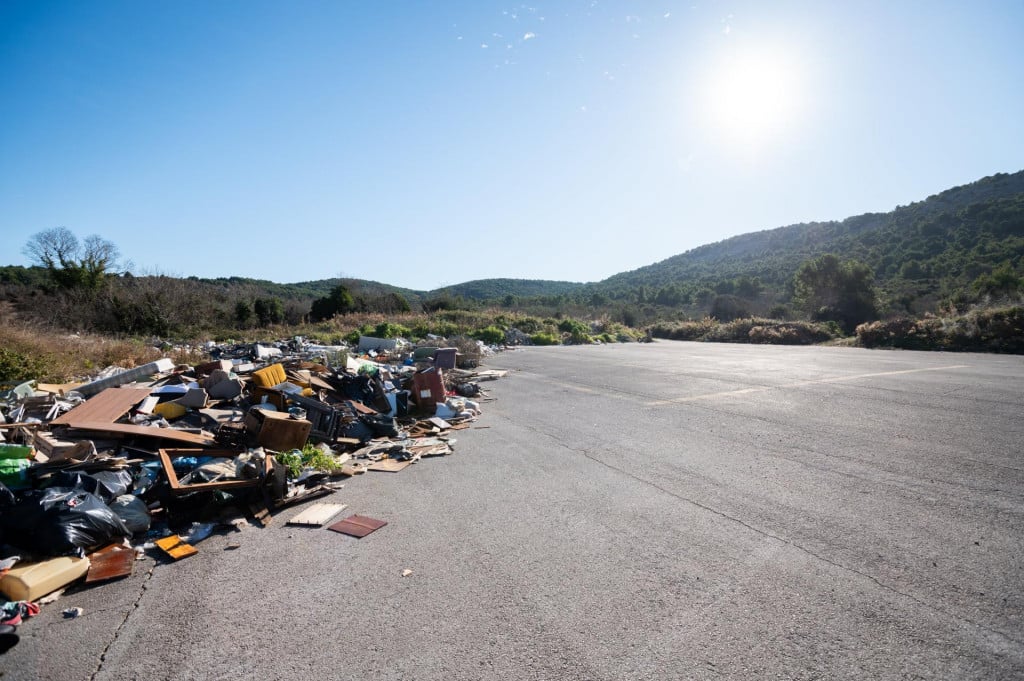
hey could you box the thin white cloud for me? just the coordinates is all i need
[664,12,671,19]
[523,32,536,40]
[481,43,489,48]
[722,25,731,35]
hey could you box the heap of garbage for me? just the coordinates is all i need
[0,334,507,645]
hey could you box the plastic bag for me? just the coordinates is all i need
[0,488,131,557]
[49,470,134,503]
[109,494,151,534]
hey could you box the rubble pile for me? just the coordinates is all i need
[0,335,507,647]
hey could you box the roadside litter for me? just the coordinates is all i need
[0,336,508,646]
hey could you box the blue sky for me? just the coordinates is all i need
[1,1,1022,290]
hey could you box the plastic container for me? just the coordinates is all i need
[0,459,32,489]
[0,556,90,601]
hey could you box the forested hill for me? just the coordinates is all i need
[430,278,584,300]
[595,170,1024,299]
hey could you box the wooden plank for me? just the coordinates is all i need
[327,514,387,538]
[52,387,152,426]
[286,503,347,527]
[66,422,217,446]
[85,544,135,583]
[155,535,198,560]
[158,448,263,495]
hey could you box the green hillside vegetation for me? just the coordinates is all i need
[586,171,1024,312]
[1,170,1022,355]
[434,278,585,301]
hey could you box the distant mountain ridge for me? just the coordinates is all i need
[596,170,1024,293]
[3,170,1021,312]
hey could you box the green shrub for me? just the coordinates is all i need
[566,329,593,344]
[0,347,49,383]
[530,332,561,346]
[748,322,836,345]
[648,318,717,341]
[374,322,411,339]
[557,319,590,335]
[513,317,544,334]
[471,326,505,345]
[857,306,1024,353]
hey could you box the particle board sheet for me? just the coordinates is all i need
[51,387,152,426]
[286,503,348,527]
[85,544,135,583]
[65,422,217,446]
[327,514,387,538]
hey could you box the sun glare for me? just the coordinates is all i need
[703,47,804,147]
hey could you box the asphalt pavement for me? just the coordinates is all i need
[4,342,1023,680]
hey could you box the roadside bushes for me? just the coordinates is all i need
[530,332,560,346]
[648,317,837,345]
[0,347,49,383]
[856,305,1024,353]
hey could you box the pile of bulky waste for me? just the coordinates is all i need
[0,334,507,648]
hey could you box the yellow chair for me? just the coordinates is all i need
[251,363,313,409]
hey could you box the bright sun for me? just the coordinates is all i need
[703,47,804,147]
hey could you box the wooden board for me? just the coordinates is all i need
[85,544,135,583]
[286,503,348,527]
[52,387,152,426]
[327,514,387,538]
[158,448,263,495]
[155,535,197,560]
[65,422,217,446]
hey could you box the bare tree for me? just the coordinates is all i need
[23,227,120,291]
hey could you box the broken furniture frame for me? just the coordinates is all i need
[158,448,269,495]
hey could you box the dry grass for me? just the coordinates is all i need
[0,318,199,383]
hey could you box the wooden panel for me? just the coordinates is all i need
[85,544,135,583]
[286,503,347,527]
[51,387,152,425]
[65,422,217,446]
[155,535,197,560]
[327,515,387,538]
[158,448,265,495]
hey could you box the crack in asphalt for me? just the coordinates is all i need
[511,417,1024,652]
[88,563,156,681]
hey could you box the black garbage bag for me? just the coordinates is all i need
[339,419,374,442]
[330,372,376,405]
[360,414,400,438]
[0,487,131,557]
[48,470,134,503]
[0,482,14,508]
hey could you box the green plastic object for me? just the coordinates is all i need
[0,458,31,489]
[0,444,33,460]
